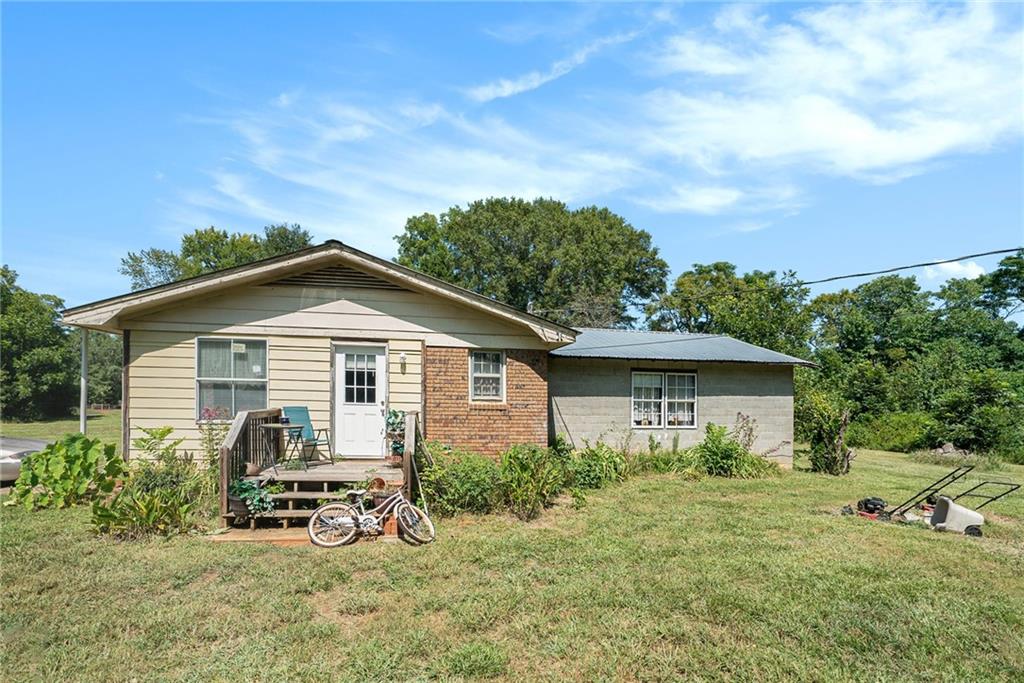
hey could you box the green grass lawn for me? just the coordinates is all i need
[2,449,1022,682]
[1,410,122,452]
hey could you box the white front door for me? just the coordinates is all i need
[334,345,387,457]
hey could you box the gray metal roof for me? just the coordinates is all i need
[551,328,815,366]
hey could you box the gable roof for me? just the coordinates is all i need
[62,240,576,344]
[551,328,815,366]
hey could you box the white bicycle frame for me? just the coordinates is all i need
[340,489,409,535]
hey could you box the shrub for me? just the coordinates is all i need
[801,389,854,475]
[500,443,564,521]
[846,412,936,452]
[91,488,197,540]
[7,434,125,510]
[692,424,778,479]
[568,442,627,489]
[420,445,502,517]
[91,426,206,539]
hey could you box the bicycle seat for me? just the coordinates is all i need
[346,489,367,499]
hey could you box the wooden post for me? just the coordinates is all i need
[79,329,88,435]
[121,330,130,460]
[403,411,418,500]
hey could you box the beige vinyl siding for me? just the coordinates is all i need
[127,332,334,459]
[130,285,549,349]
[387,339,423,414]
[124,280,550,459]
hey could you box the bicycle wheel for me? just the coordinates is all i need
[307,503,359,547]
[396,502,435,544]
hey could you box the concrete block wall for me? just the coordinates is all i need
[548,357,794,466]
[423,347,548,456]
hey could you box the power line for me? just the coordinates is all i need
[530,246,1022,316]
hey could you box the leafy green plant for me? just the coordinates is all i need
[568,443,627,490]
[7,434,124,510]
[197,407,230,502]
[91,426,210,539]
[500,444,564,521]
[693,424,778,479]
[386,409,406,455]
[801,389,854,475]
[91,488,197,540]
[228,479,275,515]
[132,426,184,463]
[421,447,502,517]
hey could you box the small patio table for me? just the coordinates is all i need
[260,423,307,472]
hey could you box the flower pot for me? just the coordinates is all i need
[227,495,249,520]
[244,462,262,476]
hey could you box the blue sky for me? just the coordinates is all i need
[3,2,1022,309]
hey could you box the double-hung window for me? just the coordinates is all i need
[196,338,267,420]
[631,371,697,428]
[470,351,504,401]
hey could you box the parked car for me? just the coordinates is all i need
[0,438,47,483]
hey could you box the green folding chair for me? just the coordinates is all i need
[282,406,334,465]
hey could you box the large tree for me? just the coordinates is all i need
[395,198,668,327]
[0,267,78,420]
[646,262,812,357]
[120,224,312,290]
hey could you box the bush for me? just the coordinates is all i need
[419,445,502,517]
[801,389,854,475]
[91,426,206,539]
[500,444,564,521]
[846,412,937,453]
[568,443,627,489]
[91,488,197,540]
[6,434,125,510]
[692,424,778,479]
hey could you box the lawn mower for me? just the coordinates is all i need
[845,465,1019,537]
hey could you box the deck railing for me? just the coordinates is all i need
[218,408,282,524]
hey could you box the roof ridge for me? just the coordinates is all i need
[579,327,708,336]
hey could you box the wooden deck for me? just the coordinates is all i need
[260,458,404,485]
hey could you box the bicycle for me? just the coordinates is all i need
[307,487,435,547]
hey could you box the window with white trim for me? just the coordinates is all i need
[196,338,267,419]
[470,351,504,401]
[631,371,697,428]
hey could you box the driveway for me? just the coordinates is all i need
[0,437,47,483]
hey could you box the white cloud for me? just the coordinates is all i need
[635,183,801,215]
[924,260,987,281]
[646,2,1022,178]
[466,30,639,102]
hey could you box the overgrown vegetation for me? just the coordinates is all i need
[419,442,502,517]
[91,427,214,539]
[500,443,565,521]
[5,434,125,510]
[421,416,778,519]
[800,389,855,475]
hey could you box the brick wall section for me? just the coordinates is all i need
[424,347,548,456]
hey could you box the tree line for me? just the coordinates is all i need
[3,199,1021,460]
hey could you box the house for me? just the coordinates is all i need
[62,241,811,474]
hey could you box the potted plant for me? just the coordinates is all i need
[227,479,275,521]
[385,409,406,467]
